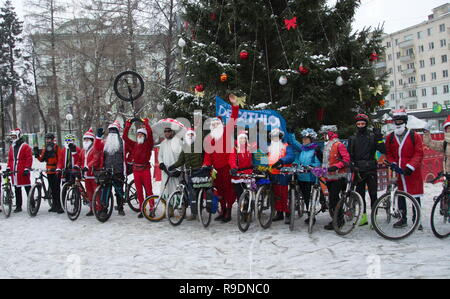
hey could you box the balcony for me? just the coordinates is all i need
[374,61,387,69]
[401,68,416,76]
[398,39,414,48]
[402,82,417,89]
[399,54,415,63]
[405,96,418,104]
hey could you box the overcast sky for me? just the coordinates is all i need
[8,0,450,35]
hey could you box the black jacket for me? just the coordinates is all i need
[347,129,386,172]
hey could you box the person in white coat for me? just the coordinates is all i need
[158,127,183,199]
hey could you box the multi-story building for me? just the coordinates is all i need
[376,3,450,130]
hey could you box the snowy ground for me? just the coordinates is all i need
[0,161,448,279]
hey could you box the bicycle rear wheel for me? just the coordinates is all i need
[125,179,140,213]
[142,195,166,222]
[92,186,114,223]
[167,190,187,226]
[65,186,82,221]
[1,185,13,218]
[256,185,274,229]
[27,184,42,217]
[60,182,72,212]
[308,188,319,234]
[197,188,212,228]
[237,190,253,233]
[430,194,450,239]
[333,191,363,236]
[371,191,421,240]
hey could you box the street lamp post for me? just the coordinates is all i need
[66,113,73,134]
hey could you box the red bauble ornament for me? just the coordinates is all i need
[210,13,217,21]
[195,84,204,92]
[369,51,379,61]
[220,73,228,82]
[239,50,249,60]
[299,65,309,75]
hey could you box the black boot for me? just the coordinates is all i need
[215,212,225,221]
[222,208,232,223]
[138,213,144,218]
[13,207,22,213]
[272,211,284,221]
[324,222,334,230]
[118,209,125,216]
[284,213,290,224]
[86,210,94,216]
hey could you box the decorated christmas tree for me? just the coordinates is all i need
[164,0,388,135]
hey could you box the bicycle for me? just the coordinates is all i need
[166,167,197,226]
[429,172,450,239]
[65,168,90,221]
[125,178,139,213]
[142,173,176,222]
[92,168,126,223]
[303,166,330,234]
[254,166,277,230]
[234,171,267,233]
[280,165,306,231]
[27,169,54,217]
[0,169,18,218]
[193,167,216,228]
[371,161,421,240]
[332,161,364,236]
[59,168,81,212]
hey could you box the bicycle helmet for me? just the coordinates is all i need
[319,125,337,134]
[392,109,408,123]
[45,132,55,140]
[301,128,318,139]
[64,134,76,143]
[355,113,369,123]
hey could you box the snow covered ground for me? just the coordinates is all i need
[0,161,448,279]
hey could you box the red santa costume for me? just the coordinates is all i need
[123,118,154,210]
[229,130,254,202]
[7,128,32,187]
[76,128,100,209]
[56,134,81,180]
[203,103,239,221]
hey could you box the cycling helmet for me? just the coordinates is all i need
[64,134,76,143]
[392,109,408,123]
[45,133,55,140]
[301,128,318,139]
[355,113,369,123]
[319,125,338,133]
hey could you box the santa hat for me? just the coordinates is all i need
[444,115,450,130]
[108,120,122,131]
[237,130,248,140]
[392,108,408,123]
[10,128,21,138]
[137,127,147,136]
[269,128,284,138]
[209,116,223,129]
[185,128,196,138]
[83,128,95,140]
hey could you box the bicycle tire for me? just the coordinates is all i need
[142,195,166,222]
[237,189,253,233]
[430,194,450,239]
[371,191,421,240]
[65,186,82,221]
[113,71,145,102]
[92,186,114,223]
[256,185,274,229]
[167,190,187,226]
[60,182,72,212]
[296,187,305,219]
[289,187,297,231]
[1,185,13,218]
[125,179,140,213]
[27,184,42,217]
[197,188,212,228]
[308,188,318,234]
[332,191,363,236]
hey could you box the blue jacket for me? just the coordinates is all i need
[288,133,322,182]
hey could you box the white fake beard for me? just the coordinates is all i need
[394,124,406,136]
[104,133,120,154]
[137,137,145,144]
[185,136,194,146]
[445,132,450,144]
[83,141,93,151]
[269,140,283,160]
[211,126,224,140]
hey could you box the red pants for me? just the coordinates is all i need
[85,178,97,210]
[134,169,153,210]
[273,184,289,213]
[214,165,236,212]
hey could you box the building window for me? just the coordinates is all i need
[422,103,427,109]
[409,104,417,110]
[387,41,391,48]
[420,60,425,68]
[444,85,449,94]
[398,66,402,72]
[432,72,437,80]
[432,87,438,95]
[406,48,414,56]
[419,45,424,52]
[430,57,436,65]
[395,39,399,45]
[408,76,416,83]
[444,70,449,78]
[441,39,447,47]
[400,92,404,99]
[422,88,427,96]
[417,31,422,39]
[421,74,426,82]
[428,28,432,36]
[442,55,448,63]
[388,54,392,61]
[399,79,403,85]
[445,100,450,106]
[391,94,395,100]
[409,90,417,97]
[390,80,394,87]
[396,52,401,59]
[407,63,415,69]
[440,24,446,32]
[429,42,435,50]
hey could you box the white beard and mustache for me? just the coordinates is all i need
[394,124,406,136]
[185,136,194,146]
[211,126,224,140]
[83,140,93,151]
[137,137,145,144]
[269,140,283,160]
[104,133,121,154]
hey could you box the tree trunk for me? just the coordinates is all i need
[9,45,17,128]
[50,0,62,144]
[31,41,48,133]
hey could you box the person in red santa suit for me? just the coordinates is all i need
[76,128,101,216]
[385,109,424,230]
[203,95,240,223]
[229,130,254,203]
[6,128,33,213]
[123,117,154,218]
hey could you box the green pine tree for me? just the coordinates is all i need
[165,0,388,136]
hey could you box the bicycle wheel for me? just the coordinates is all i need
[308,188,318,234]
[256,185,274,229]
[296,187,305,219]
[333,191,363,236]
[113,71,145,102]
[167,190,187,226]
[237,190,253,233]
[27,184,42,217]
[289,187,298,231]
[92,186,114,223]
[197,188,213,228]
[125,179,140,213]
[1,185,13,218]
[430,194,450,239]
[371,191,421,240]
[142,195,166,222]
[60,182,72,212]
[65,186,82,221]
